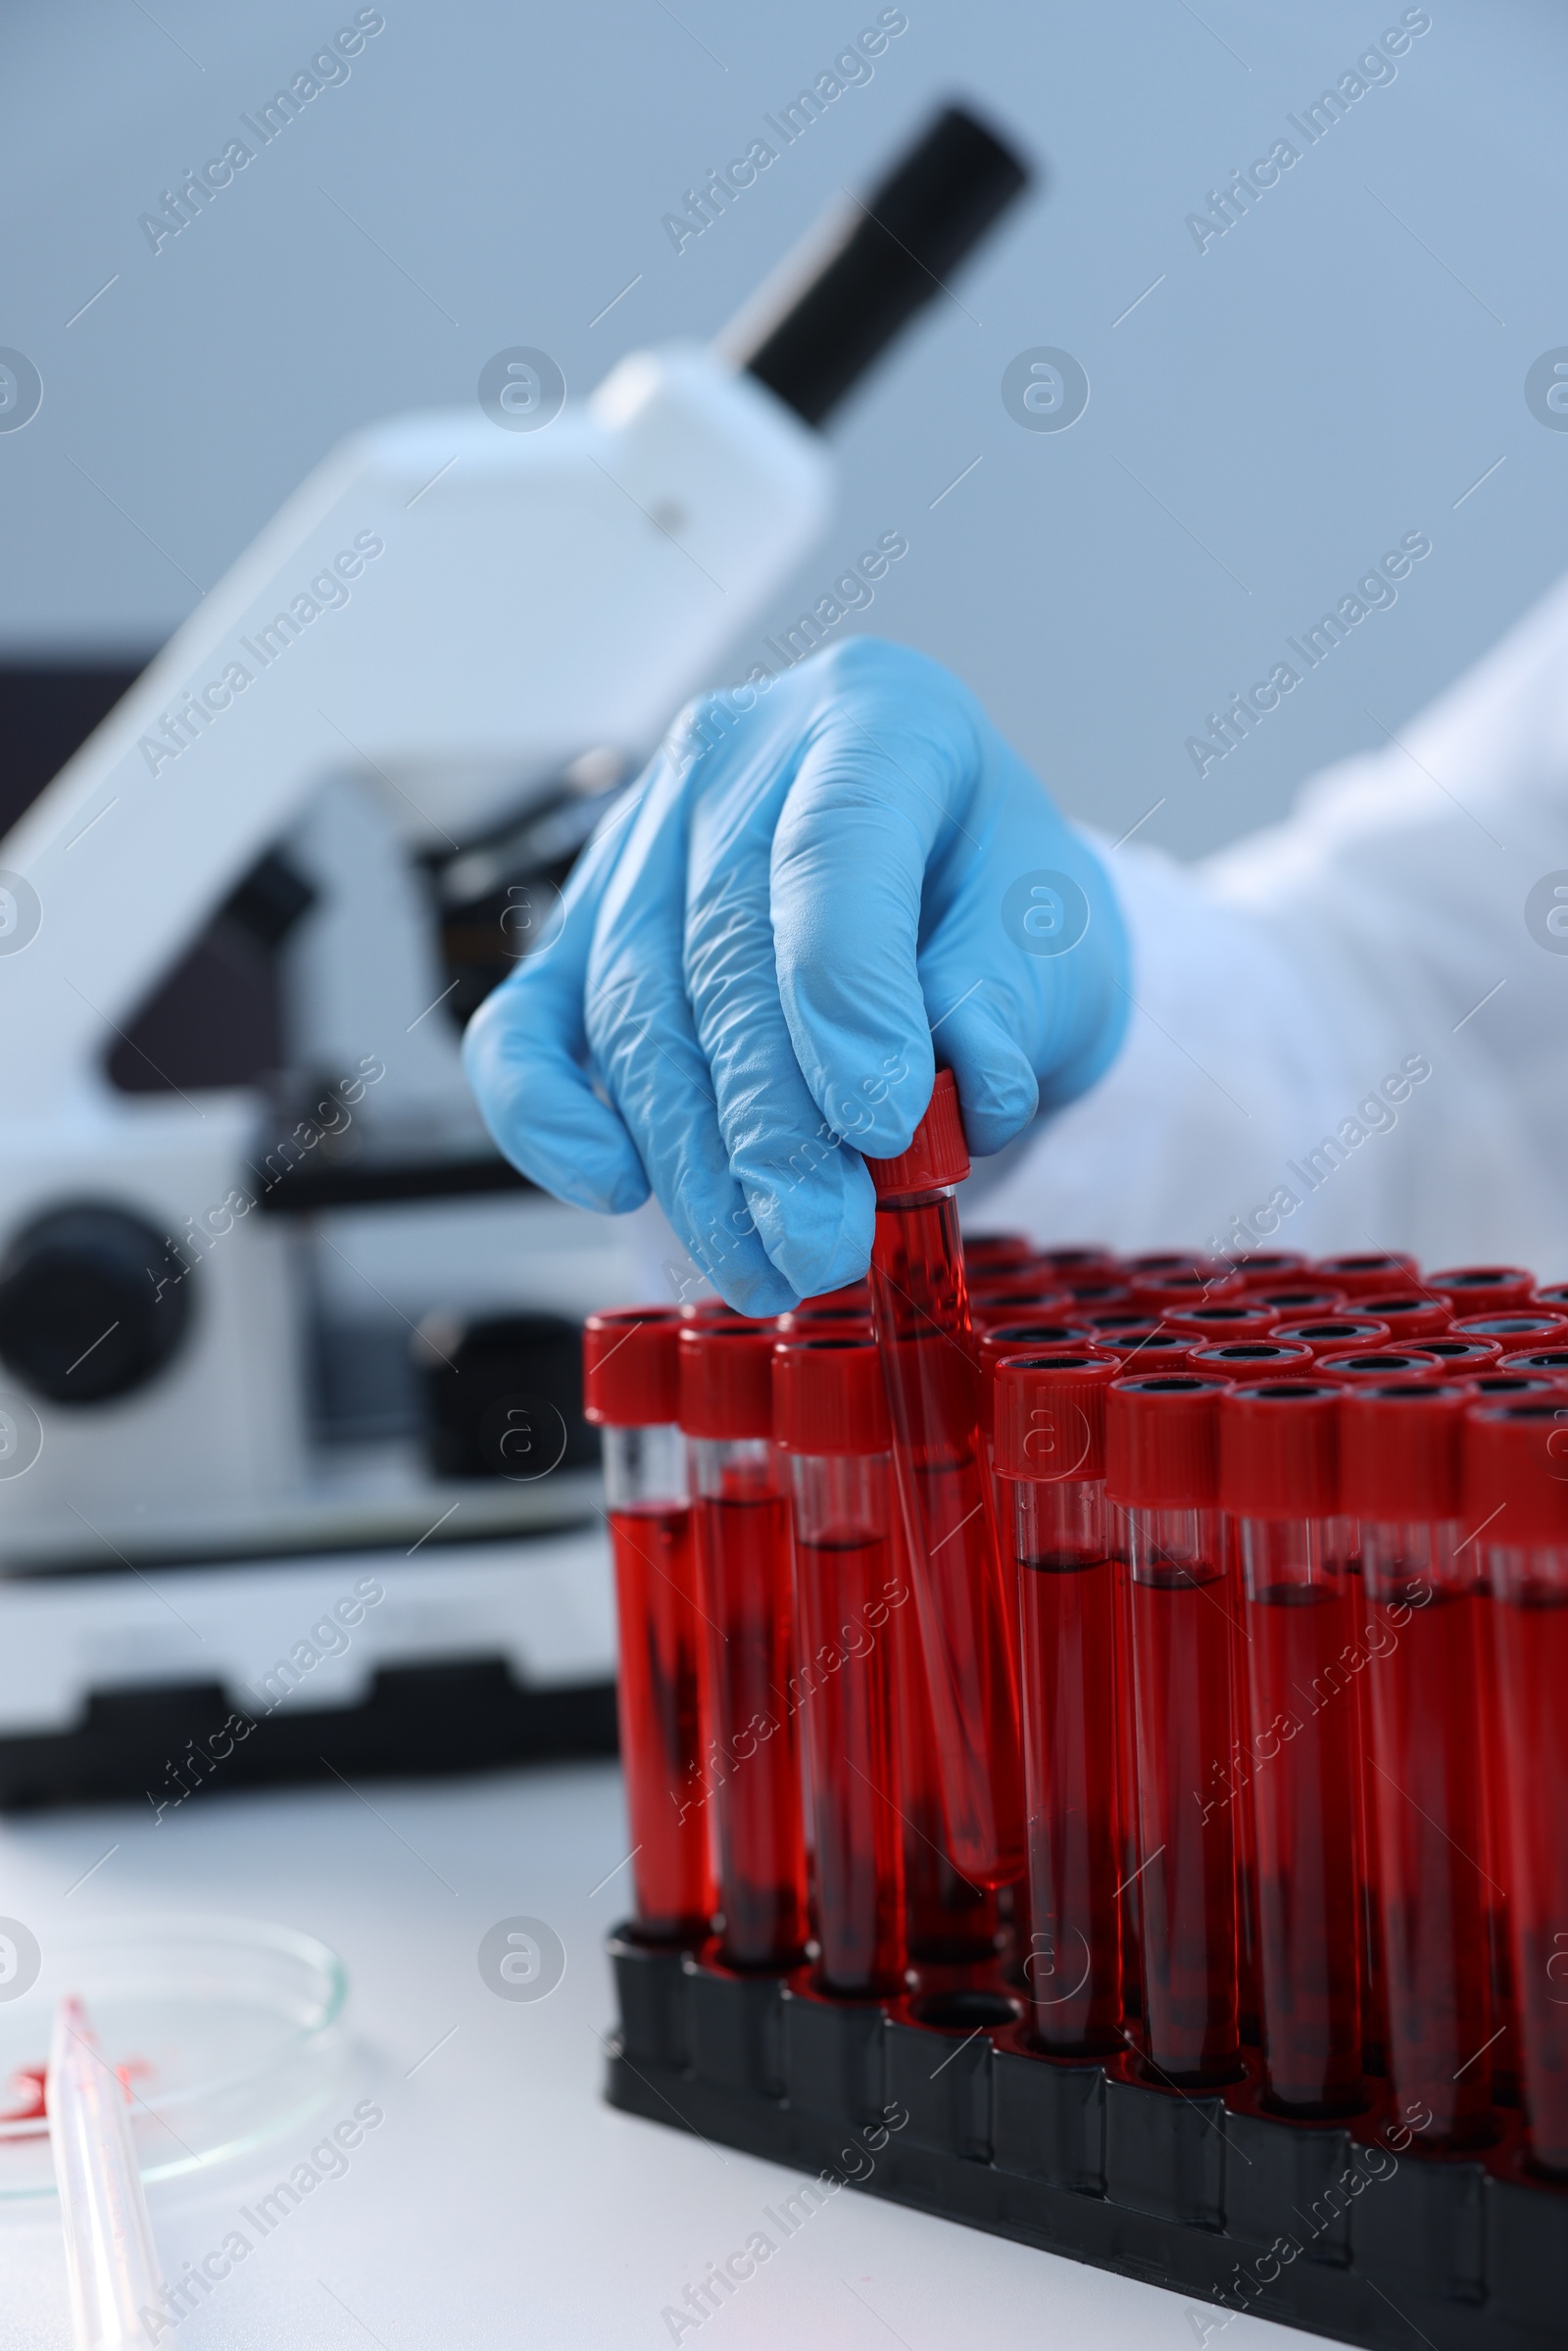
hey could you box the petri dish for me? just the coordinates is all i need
[0,1913,348,2197]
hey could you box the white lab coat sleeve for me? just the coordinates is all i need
[970,570,1568,1274]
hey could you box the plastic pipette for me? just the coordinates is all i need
[47,1992,164,2351]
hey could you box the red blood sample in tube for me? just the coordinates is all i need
[1312,1251,1419,1297]
[774,1337,906,1997]
[1428,1266,1538,1312]
[584,1308,712,1942]
[864,1071,1024,1888]
[775,1303,871,1336]
[1466,1401,1568,2175]
[1343,1380,1494,2146]
[1106,1375,1241,2083]
[678,1318,808,1969]
[998,1351,1125,2053]
[1221,1381,1364,2115]
[1271,1317,1394,1357]
[1357,1293,1452,1341]
[893,1585,1002,1966]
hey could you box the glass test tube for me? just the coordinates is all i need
[864,1069,1024,1888]
[1221,1379,1364,2116]
[1467,1400,1568,2175]
[1106,1374,1241,2084]
[996,1350,1124,2053]
[773,1336,906,1997]
[1343,1380,1494,2147]
[583,1307,712,1943]
[678,1316,808,1970]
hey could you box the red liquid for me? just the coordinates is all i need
[1349,1563,1390,2081]
[1493,1591,1568,2172]
[1113,1555,1144,2027]
[1246,1584,1364,2113]
[1018,1549,1123,2051]
[1364,1583,1493,2145]
[892,1589,1000,1963]
[870,1193,1024,1886]
[795,1531,905,1994]
[1227,1550,1260,2047]
[608,1503,712,1939]
[695,1492,808,1969]
[1130,1566,1240,2081]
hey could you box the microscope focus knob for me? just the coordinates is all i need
[0,1203,193,1404]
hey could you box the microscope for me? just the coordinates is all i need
[0,110,1029,1803]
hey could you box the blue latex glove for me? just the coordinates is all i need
[464,638,1129,1313]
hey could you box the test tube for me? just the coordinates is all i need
[1499,1347,1568,1378]
[1465,1399,1568,2175]
[1416,1337,1502,1374]
[1270,1317,1394,1358]
[1221,1379,1364,2115]
[772,1335,906,1996]
[1356,1293,1452,1342]
[1105,1374,1241,2084]
[1341,1379,1494,2147]
[1453,1312,1568,1348]
[1224,1251,1309,1290]
[963,1233,1041,1275]
[864,1069,1024,1887]
[1316,1347,1445,1384]
[1427,1265,1538,1312]
[1170,1302,1283,1347]
[678,1316,808,1969]
[997,1350,1124,2053]
[1251,1287,1349,1318]
[583,1307,712,1943]
[1188,1340,1315,1381]
[1313,1251,1420,1296]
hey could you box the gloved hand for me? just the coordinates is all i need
[464,638,1129,1313]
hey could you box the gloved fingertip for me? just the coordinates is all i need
[938,1016,1041,1158]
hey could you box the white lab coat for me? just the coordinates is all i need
[974,569,1568,1280]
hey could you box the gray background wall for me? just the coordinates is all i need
[1,0,1561,857]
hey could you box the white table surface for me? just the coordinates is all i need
[0,1758,1309,2350]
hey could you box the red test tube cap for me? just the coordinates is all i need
[1356,1292,1450,1340]
[994,1350,1117,1482]
[1418,1337,1502,1371]
[1317,1347,1445,1383]
[1498,1347,1568,1377]
[863,1067,969,1199]
[1218,1379,1342,1517]
[1271,1316,1393,1355]
[1340,1380,1467,1520]
[677,1316,778,1440]
[1464,1398,1568,1543]
[582,1306,683,1426]
[978,1321,1096,1396]
[1226,1251,1309,1290]
[1187,1339,1314,1382]
[1105,1375,1229,1507]
[772,1335,891,1454]
[1312,1250,1419,1296]
[962,1233,1036,1272]
[1427,1265,1537,1311]
[1453,1312,1568,1345]
[1169,1301,1281,1342]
